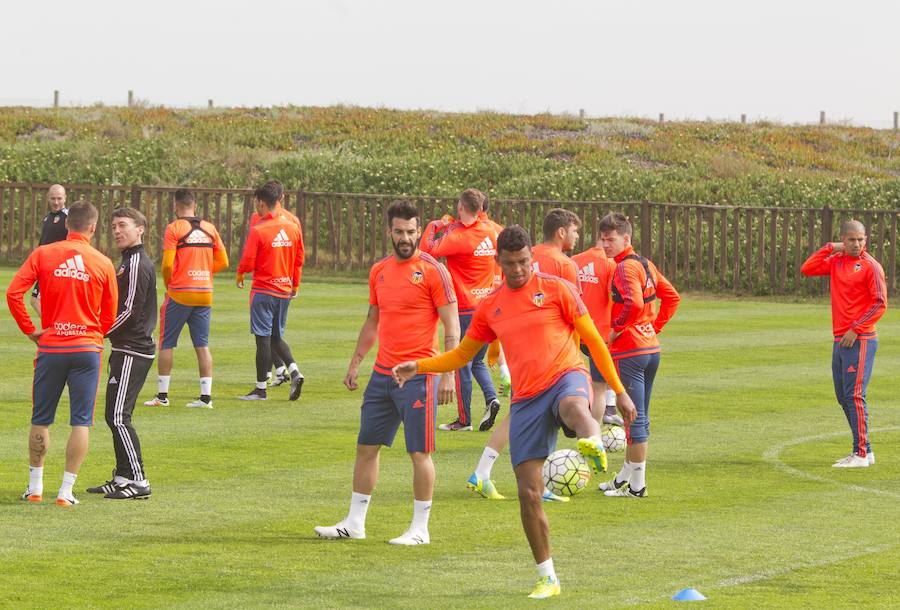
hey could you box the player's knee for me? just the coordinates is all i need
[517,484,543,507]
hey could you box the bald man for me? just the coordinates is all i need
[801,220,888,468]
[31,184,69,315]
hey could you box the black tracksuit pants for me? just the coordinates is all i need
[105,350,154,481]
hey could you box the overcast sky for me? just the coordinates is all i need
[3,0,899,127]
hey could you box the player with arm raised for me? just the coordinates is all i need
[7,201,118,506]
[315,200,458,545]
[801,219,887,468]
[393,225,635,598]
[420,188,501,432]
[145,188,228,409]
[597,213,680,498]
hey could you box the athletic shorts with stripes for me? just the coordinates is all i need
[32,351,102,426]
[358,371,437,454]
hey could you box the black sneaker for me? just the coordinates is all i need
[289,374,304,401]
[479,398,501,432]
[239,387,267,401]
[87,470,119,494]
[105,482,151,500]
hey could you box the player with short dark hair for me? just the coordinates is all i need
[597,212,680,498]
[236,181,305,401]
[30,184,69,315]
[532,208,581,287]
[801,219,887,468]
[420,188,501,432]
[87,207,157,500]
[145,188,228,409]
[315,200,459,545]
[393,224,635,598]
[7,200,118,506]
[246,180,304,387]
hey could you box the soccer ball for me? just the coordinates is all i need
[542,449,592,497]
[602,425,626,453]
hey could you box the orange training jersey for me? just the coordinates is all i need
[238,212,304,298]
[369,251,456,374]
[249,206,302,231]
[478,211,504,285]
[467,272,589,402]
[801,244,887,337]
[163,217,227,306]
[572,247,616,339]
[531,243,581,294]
[6,232,118,353]
[420,218,499,312]
[609,246,680,360]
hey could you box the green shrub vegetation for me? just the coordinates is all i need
[1,106,899,208]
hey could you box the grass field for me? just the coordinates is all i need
[1,269,898,608]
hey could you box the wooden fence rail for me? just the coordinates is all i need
[0,182,896,297]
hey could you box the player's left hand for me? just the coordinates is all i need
[437,372,455,404]
[616,391,637,427]
[27,328,46,344]
[840,329,858,348]
[392,361,418,387]
[236,275,244,289]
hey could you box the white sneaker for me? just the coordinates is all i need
[314,521,365,540]
[602,412,625,427]
[388,529,430,545]
[832,454,869,468]
[186,399,213,409]
[868,452,875,465]
[144,397,169,407]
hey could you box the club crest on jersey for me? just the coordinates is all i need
[411,271,424,285]
[117,265,125,277]
[853,262,862,272]
[494,307,502,317]
[532,292,545,307]
[53,216,61,223]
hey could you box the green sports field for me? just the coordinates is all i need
[1,269,898,608]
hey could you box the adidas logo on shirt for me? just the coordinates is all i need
[271,229,293,248]
[53,254,90,282]
[474,237,496,257]
[109,377,118,385]
[185,232,212,244]
[579,262,600,284]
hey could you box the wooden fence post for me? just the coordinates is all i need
[128,90,134,107]
[819,110,826,125]
[894,111,899,131]
[53,90,59,108]
[640,201,651,255]
[208,99,214,109]
[658,113,665,123]
[741,114,746,124]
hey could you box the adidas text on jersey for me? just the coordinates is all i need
[474,237,496,257]
[54,255,91,282]
[271,229,293,248]
[579,262,600,284]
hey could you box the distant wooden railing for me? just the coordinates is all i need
[0,182,896,296]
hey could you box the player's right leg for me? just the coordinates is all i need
[56,351,102,506]
[316,373,398,540]
[441,312,474,431]
[186,307,214,408]
[270,299,304,401]
[241,294,276,400]
[833,338,876,468]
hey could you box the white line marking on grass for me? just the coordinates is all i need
[763,426,900,499]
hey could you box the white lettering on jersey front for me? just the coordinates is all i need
[187,269,211,280]
[53,255,90,282]
[272,276,293,285]
[271,229,292,248]
[474,237,496,257]
[185,231,212,244]
[578,262,600,284]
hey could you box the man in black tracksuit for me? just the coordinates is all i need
[30,184,69,314]
[87,207,157,500]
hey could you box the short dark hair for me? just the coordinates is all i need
[598,212,632,236]
[112,207,148,231]
[482,196,491,214]
[386,200,419,226]
[255,180,284,207]
[497,225,531,254]
[459,188,486,214]
[174,188,195,207]
[542,208,581,240]
[66,200,98,232]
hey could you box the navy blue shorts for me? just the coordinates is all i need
[509,369,591,467]
[250,292,290,337]
[579,343,605,383]
[358,372,436,453]
[32,350,102,426]
[616,352,660,444]
[160,296,211,349]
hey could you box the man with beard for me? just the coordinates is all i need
[315,200,458,545]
